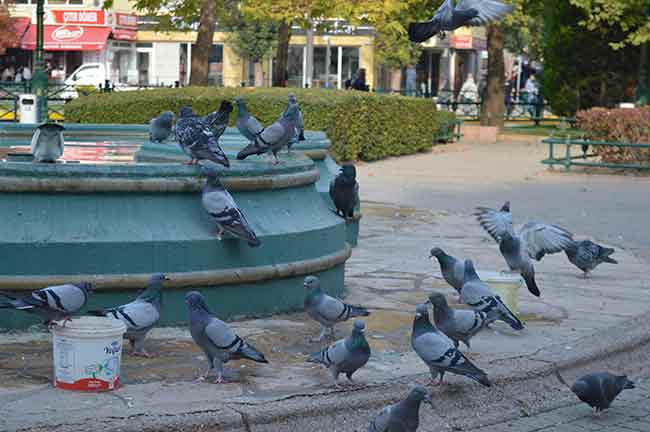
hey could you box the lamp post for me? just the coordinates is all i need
[32,0,48,122]
[636,2,650,105]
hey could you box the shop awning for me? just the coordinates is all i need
[111,28,137,41]
[21,25,111,51]
[6,17,31,48]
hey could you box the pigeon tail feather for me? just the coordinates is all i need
[522,273,540,297]
[501,306,524,330]
[408,21,440,43]
[238,343,269,364]
[348,305,370,318]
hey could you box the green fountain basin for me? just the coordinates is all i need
[0,139,350,330]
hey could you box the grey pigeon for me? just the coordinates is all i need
[279,94,305,154]
[235,97,264,143]
[236,104,300,164]
[308,320,371,386]
[557,371,634,414]
[461,259,524,330]
[303,275,370,341]
[475,201,574,297]
[201,163,261,247]
[149,111,174,143]
[411,303,491,386]
[30,122,65,162]
[368,386,433,432]
[409,0,514,43]
[428,292,487,349]
[429,247,465,294]
[175,102,232,167]
[565,240,617,278]
[329,164,359,220]
[88,274,168,357]
[185,291,268,383]
[0,282,93,326]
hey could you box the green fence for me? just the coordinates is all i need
[542,137,650,170]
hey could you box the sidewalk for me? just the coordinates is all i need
[1,138,649,432]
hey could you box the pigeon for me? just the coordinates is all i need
[280,94,305,154]
[303,275,370,341]
[411,303,491,386]
[149,111,174,143]
[429,247,465,294]
[307,320,371,386]
[236,104,300,164]
[565,240,617,278]
[235,97,264,143]
[201,163,261,247]
[368,386,433,432]
[185,291,268,383]
[329,164,359,220]
[475,201,574,297]
[0,282,93,326]
[175,102,232,167]
[30,122,65,163]
[408,0,514,43]
[87,274,168,357]
[427,292,487,349]
[461,259,524,330]
[556,371,635,415]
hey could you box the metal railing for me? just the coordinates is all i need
[542,136,650,170]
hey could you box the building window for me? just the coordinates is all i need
[312,46,338,88]
[286,45,303,88]
[341,47,359,85]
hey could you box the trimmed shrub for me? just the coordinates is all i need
[576,107,650,165]
[65,87,451,162]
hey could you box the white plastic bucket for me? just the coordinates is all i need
[478,271,524,313]
[52,316,127,391]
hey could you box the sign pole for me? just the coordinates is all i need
[32,0,48,122]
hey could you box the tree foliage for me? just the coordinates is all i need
[0,4,18,56]
[501,0,544,60]
[226,19,278,63]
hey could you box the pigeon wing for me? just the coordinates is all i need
[113,302,159,331]
[455,0,514,26]
[368,404,393,432]
[519,222,574,261]
[30,127,41,154]
[315,294,347,323]
[203,187,259,245]
[204,317,241,352]
[257,122,287,148]
[475,206,514,242]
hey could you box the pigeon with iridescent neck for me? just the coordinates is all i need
[237,104,300,164]
[30,122,65,162]
[149,111,174,143]
[235,97,264,144]
[428,292,487,349]
[368,386,433,432]
[175,102,232,167]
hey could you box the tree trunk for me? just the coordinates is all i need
[390,69,402,93]
[189,0,217,86]
[273,21,291,87]
[481,24,505,128]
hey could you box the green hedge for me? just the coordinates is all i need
[66,87,452,162]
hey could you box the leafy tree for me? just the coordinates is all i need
[0,3,18,56]
[226,18,277,86]
[569,0,650,48]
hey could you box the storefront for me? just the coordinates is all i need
[108,12,138,84]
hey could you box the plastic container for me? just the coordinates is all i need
[18,94,38,124]
[52,316,127,391]
[478,271,524,313]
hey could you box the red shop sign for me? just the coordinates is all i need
[115,13,137,29]
[51,9,106,26]
[450,35,472,49]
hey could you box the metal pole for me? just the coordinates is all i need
[324,36,331,88]
[32,0,48,122]
[305,24,314,88]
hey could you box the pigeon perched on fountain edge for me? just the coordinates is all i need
[185,291,268,383]
[235,97,264,143]
[0,282,93,325]
[307,320,371,386]
[149,111,174,143]
[303,275,370,341]
[88,274,168,357]
[329,164,359,220]
[409,0,514,43]
[30,122,65,163]
[367,386,433,432]
[175,102,232,167]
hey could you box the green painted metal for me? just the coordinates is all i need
[0,147,349,330]
[541,137,650,171]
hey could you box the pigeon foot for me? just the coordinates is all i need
[132,350,155,359]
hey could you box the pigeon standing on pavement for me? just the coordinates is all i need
[475,201,574,297]
[0,282,93,326]
[367,386,433,432]
[280,93,305,154]
[429,248,466,294]
[427,292,487,349]
[201,163,261,247]
[185,291,268,383]
[235,97,264,144]
[149,111,175,143]
[556,371,635,415]
[565,240,617,278]
[236,104,300,164]
[408,0,514,43]
[175,102,232,167]
[411,303,491,386]
[303,275,370,341]
[329,164,359,220]
[307,320,371,386]
[461,259,524,330]
[88,274,168,357]
[30,122,65,163]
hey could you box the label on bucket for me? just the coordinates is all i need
[53,335,123,391]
